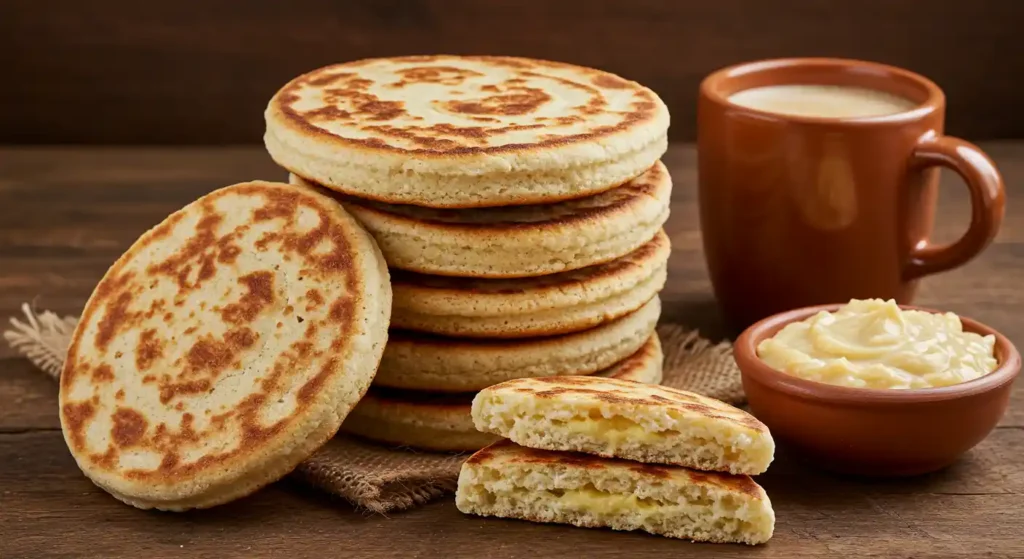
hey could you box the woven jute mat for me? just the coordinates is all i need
[4,304,744,514]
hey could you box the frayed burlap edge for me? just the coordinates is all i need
[3,303,77,380]
[292,436,464,514]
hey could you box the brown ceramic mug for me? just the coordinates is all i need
[698,58,1006,330]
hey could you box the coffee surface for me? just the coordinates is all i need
[728,84,917,118]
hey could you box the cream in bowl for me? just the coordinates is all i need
[755,298,997,389]
[735,302,1020,476]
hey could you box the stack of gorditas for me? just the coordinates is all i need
[264,55,672,452]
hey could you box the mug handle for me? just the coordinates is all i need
[903,135,1006,281]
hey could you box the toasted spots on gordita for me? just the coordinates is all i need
[158,379,212,405]
[111,407,148,448]
[441,86,552,117]
[61,400,96,451]
[482,375,768,434]
[466,446,495,465]
[90,270,137,306]
[271,55,665,157]
[184,328,257,375]
[297,359,336,404]
[219,272,275,324]
[93,290,139,353]
[91,363,115,383]
[134,329,164,372]
[144,208,239,292]
[58,181,386,494]
[147,211,185,241]
[591,74,632,89]
[305,289,325,310]
[89,445,119,469]
[390,65,485,87]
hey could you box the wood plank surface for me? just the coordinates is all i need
[1,144,1022,558]
[2,0,1023,144]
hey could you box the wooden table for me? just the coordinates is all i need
[1,144,1022,558]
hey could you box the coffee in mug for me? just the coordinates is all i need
[727,84,917,118]
[698,58,1005,331]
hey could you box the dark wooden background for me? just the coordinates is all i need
[2,0,1023,145]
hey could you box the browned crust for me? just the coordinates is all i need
[390,230,669,296]
[295,173,632,210]
[388,299,654,352]
[466,440,765,498]
[59,181,371,487]
[599,336,660,381]
[503,376,767,433]
[308,160,668,234]
[366,335,660,412]
[269,55,664,159]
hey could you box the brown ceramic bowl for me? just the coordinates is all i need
[734,303,1020,477]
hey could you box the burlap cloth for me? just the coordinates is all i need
[4,304,744,514]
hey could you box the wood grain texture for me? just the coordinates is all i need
[1,0,1023,144]
[0,144,1022,557]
